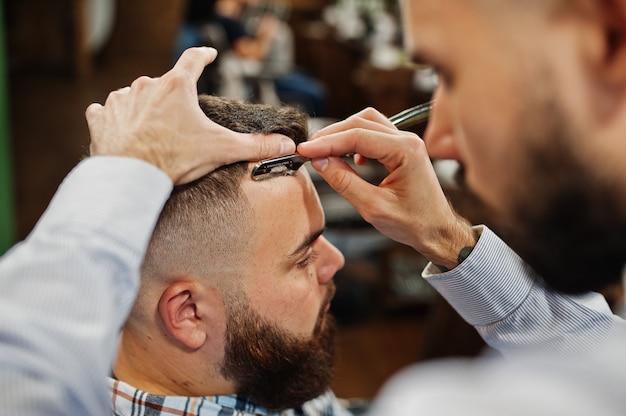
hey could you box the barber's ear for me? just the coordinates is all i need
[587,1,626,90]
[157,282,208,350]
[572,0,626,120]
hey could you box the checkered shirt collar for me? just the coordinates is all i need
[108,378,342,416]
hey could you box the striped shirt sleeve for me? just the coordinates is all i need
[423,226,625,355]
[0,156,172,415]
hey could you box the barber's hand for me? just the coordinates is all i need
[85,47,295,185]
[298,108,476,270]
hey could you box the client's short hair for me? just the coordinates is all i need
[140,95,308,291]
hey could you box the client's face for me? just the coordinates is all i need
[219,168,344,410]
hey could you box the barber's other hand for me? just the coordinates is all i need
[85,47,295,185]
[298,108,476,270]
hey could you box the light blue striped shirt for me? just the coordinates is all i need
[424,226,623,355]
[0,157,172,415]
[367,226,626,415]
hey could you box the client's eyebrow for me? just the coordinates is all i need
[288,228,325,259]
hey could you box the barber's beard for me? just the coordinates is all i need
[219,285,337,410]
[457,98,626,294]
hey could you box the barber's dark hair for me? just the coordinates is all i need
[140,95,309,285]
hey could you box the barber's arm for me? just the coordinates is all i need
[424,225,622,355]
[0,47,294,415]
[298,107,622,355]
[298,107,476,270]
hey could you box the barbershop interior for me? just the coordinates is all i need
[3,0,624,410]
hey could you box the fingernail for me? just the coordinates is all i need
[281,138,296,155]
[311,158,329,172]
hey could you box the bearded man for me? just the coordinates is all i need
[111,94,348,415]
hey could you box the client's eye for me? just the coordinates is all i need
[297,248,319,269]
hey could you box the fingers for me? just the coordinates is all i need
[84,46,293,186]
[247,133,296,160]
[300,127,422,175]
[167,47,218,84]
[300,110,406,160]
[85,102,102,123]
[86,86,130,124]
[311,156,380,210]
[85,103,103,155]
[300,128,382,160]
[309,107,396,140]
[129,77,151,91]
[174,131,297,185]
[354,153,368,166]
[223,132,296,164]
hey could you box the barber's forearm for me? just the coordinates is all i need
[416,214,479,272]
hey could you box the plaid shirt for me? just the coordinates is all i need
[109,378,353,416]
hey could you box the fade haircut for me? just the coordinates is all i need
[140,95,309,293]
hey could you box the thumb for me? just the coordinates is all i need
[310,156,376,212]
[204,126,296,168]
[175,131,296,185]
[230,132,297,163]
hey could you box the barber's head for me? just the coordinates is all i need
[121,95,344,410]
[403,0,626,293]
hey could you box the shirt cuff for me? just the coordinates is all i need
[422,225,536,326]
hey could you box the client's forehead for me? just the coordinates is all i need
[240,167,323,254]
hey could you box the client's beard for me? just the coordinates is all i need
[455,100,626,295]
[220,285,337,410]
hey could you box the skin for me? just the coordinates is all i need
[241,168,343,338]
[402,0,626,290]
[114,166,344,399]
[298,0,626,279]
[86,47,295,184]
[405,0,584,220]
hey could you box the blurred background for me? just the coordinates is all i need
[1,0,487,405]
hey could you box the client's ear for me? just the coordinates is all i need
[157,281,209,350]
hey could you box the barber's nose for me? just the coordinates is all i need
[424,87,462,161]
[316,236,345,285]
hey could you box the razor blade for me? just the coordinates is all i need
[251,100,433,181]
[249,154,310,181]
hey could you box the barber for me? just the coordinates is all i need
[297,77,623,357]
[0,47,294,415]
[297,0,626,413]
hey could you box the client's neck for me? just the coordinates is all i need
[113,329,236,397]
